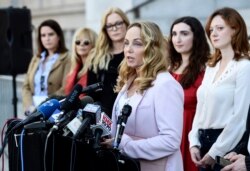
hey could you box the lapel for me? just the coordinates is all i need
[113,75,147,118]
[50,52,67,73]
[30,57,41,91]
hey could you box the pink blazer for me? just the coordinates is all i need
[111,72,184,171]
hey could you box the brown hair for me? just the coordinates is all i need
[37,19,67,56]
[205,7,250,67]
[168,16,210,88]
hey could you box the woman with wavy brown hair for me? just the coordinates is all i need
[103,21,184,171]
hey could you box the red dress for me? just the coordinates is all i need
[171,71,204,171]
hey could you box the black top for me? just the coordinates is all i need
[87,52,124,117]
[246,156,250,171]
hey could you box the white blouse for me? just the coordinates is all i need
[189,59,250,159]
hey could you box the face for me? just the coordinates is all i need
[209,15,235,50]
[105,13,127,42]
[75,35,93,58]
[171,22,194,56]
[124,26,144,69]
[40,26,60,52]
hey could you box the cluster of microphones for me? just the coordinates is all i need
[0,82,132,158]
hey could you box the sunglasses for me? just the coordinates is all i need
[40,75,45,92]
[75,40,90,46]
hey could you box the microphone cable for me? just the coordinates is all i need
[44,129,55,171]
[70,140,77,171]
[1,118,21,171]
[20,129,25,171]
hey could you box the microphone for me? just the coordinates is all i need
[73,103,102,140]
[11,99,60,132]
[113,104,132,149]
[91,112,112,149]
[59,84,82,118]
[58,82,103,120]
[63,96,94,136]
[82,82,103,94]
[50,96,94,133]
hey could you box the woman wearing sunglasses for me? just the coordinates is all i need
[22,19,70,115]
[64,27,97,96]
[83,7,130,117]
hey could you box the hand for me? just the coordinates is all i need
[221,154,247,171]
[200,153,216,169]
[224,151,237,160]
[190,146,202,166]
[24,105,36,116]
[100,137,114,149]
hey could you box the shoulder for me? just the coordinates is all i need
[59,51,70,60]
[236,58,250,68]
[153,71,183,90]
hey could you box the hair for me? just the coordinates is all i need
[168,16,210,88]
[69,27,98,77]
[37,19,68,56]
[115,21,168,93]
[205,7,250,67]
[83,7,130,74]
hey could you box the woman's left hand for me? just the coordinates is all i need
[200,153,216,168]
[100,137,114,148]
[221,154,247,171]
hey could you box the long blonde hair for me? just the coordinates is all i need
[115,21,168,93]
[83,7,130,74]
[69,27,97,77]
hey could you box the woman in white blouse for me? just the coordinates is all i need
[189,7,250,171]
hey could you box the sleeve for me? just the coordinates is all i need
[231,130,249,155]
[119,77,184,160]
[208,61,250,159]
[21,56,36,110]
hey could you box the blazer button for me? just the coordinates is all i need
[49,82,52,85]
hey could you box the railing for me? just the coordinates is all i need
[0,75,24,130]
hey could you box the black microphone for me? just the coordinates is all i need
[113,104,132,149]
[63,96,94,136]
[58,83,103,119]
[91,112,112,149]
[59,84,82,118]
[82,82,103,94]
[73,103,102,140]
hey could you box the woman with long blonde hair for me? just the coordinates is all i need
[64,27,97,95]
[83,7,130,117]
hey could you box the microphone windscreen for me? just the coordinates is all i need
[38,99,60,119]
[80,96,94,108]
[122,104,132,117]
[61,84,82,111]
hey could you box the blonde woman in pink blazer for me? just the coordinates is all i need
[103,21,184,171]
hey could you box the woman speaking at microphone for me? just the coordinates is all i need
[102,21,184,171]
